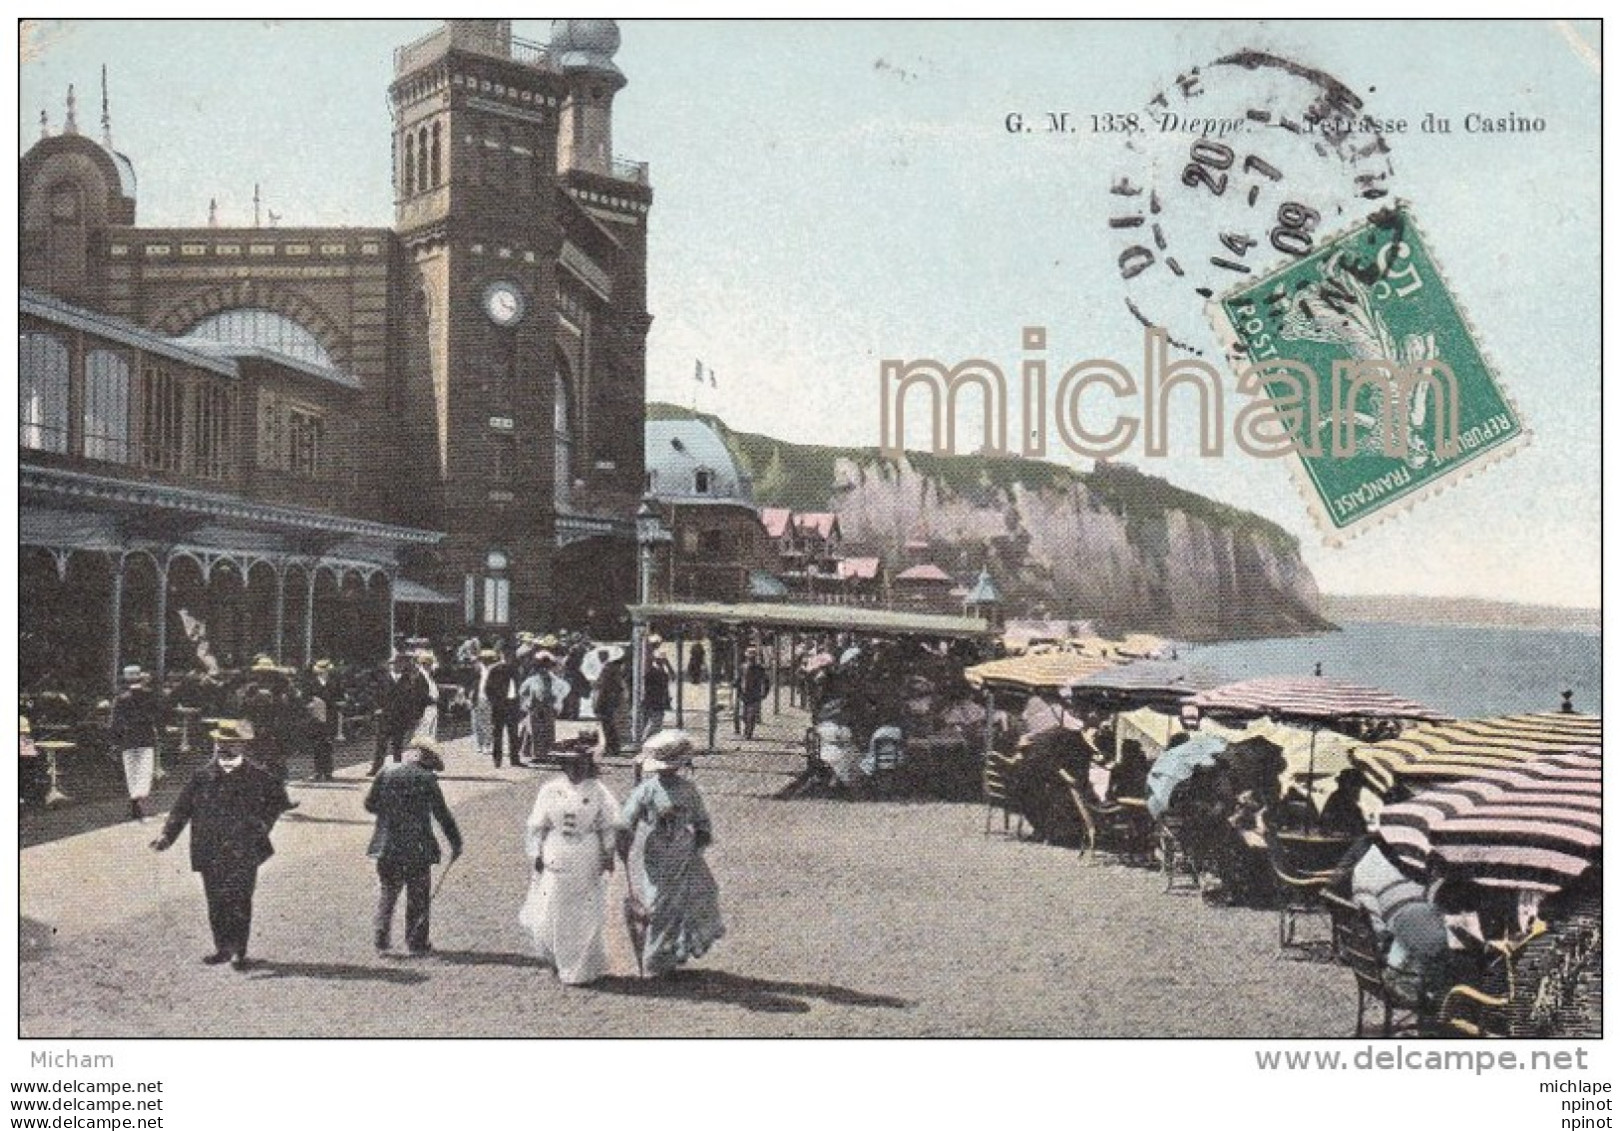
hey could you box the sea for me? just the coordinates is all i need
[1180,620,1602,721]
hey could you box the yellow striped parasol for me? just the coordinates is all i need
[964,651,1121,694]
[1352,713,1602,797]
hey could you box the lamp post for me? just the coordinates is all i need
[632,494,671,749]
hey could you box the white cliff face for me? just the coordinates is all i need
[828,455,1325,641]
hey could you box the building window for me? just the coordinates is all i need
[483,550,510,626]
[645,469,657,493]
[417,127,430,195]
[193,383,231,480]
[19,332,69,453]
[694,468,714,495]
[403,132,416,195]
[140,362,186,472]
[83,349,132,463]
[492,433,517,483]
[554,374,573,510]
[187,308,335,369]
[287,406,323,478]
[464,574,476,626]
[430,122,442,188]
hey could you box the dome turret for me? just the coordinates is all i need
[550,20,623,79]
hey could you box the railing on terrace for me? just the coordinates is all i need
[612,158,650,186]
[396,24,551,75]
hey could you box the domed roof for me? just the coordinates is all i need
[645,419,751,503]
[550,19,622,77]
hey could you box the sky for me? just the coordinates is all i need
[16,19,1602,608]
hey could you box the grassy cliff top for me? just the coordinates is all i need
[647,402,1301,552]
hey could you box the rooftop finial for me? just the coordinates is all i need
[100,64,112,148]
[39,108,49,140]
[64,83,78,134]
[253,183,261,228]
[208,197,218,228]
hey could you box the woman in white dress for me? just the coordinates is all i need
[518,747,618,984]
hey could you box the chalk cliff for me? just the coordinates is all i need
[651,405,1330,641]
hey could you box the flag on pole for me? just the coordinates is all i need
[694,359,704,383]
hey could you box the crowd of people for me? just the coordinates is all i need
[147,713,724,984]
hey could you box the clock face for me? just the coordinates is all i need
[483,282,526,327]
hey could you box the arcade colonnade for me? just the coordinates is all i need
[20,466,445,696]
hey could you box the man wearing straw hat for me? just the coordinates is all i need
[301,658,341,782]
[364,738,462,956]
[370,652,436,776]
[150,721,292,970]
[109,664,165,822]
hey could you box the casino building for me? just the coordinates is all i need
[19,20,652,694]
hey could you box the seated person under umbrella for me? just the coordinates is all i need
[1105,739,1152,803]
[1351,842,1481,1004]
[1317,767,1371,837]
[1011,725,1098,845]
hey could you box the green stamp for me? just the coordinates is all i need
[1217,203,1524,539]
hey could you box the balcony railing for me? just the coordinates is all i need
[395,24,551,75]
[612,158,650,186]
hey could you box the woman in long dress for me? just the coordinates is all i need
[518,747,618,984]
[518,652,559,763]
[618,730,725,977]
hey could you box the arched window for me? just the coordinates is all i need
[554,373,574,510]
[186,308,335,369]
[83,349,132,463]
[19,332,69,453]
[429,121,442,188]
[403,132,416,196]
[483,549,510,626]
[416,127,430,195]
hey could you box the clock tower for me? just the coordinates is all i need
[389,19,650,634]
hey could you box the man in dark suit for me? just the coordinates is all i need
[370,653,435,776]
[302,658,342,782]
[364,739,462,955]
[150,722,292,970]
[484,647,523,768]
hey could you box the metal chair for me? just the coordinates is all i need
[1155,814,1202,893]
[1437,921,1548,1038]
[1058,770,1154,865]
[982,752,1024,837]
[1324,890,1422,1038]
[1267,830,1356,949]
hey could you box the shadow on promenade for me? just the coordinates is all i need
[426,949,544,970]
[591,968,910,1014]
[244,959,430,985]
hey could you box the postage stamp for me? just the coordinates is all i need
[1214,203,1526,540]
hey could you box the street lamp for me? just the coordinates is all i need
[631,494,671,749]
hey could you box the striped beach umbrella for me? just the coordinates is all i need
[1352,712,1602,796]
[1374,748,1601,894]
[1191,676,1448,727]
[1063,659,1220,709]
[1192,676,1448,791]
[964,651,1120,694]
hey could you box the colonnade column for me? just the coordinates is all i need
[153,558,170,685]
[107,553,126,693]
[303,570,317,668]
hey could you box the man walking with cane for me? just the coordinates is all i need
[364,738,462,956]
[150,721,292,970]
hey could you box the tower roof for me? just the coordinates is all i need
[965,568,1002,606]
[549,19,623,78]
